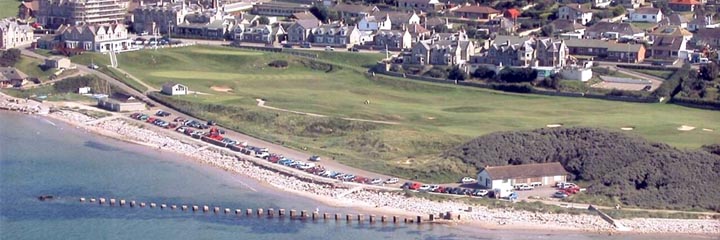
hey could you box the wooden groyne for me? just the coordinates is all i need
[72,196,460,226]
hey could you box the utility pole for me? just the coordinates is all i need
[168,20,172,47]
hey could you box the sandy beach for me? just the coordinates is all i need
[1,94,717,235]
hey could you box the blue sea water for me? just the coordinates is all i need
[0,112,709,240]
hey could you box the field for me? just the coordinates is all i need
[71,46,720,182]
[0,0,18,18]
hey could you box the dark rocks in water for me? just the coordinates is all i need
[38,195,54,201]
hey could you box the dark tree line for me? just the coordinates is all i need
[443,127,720,211]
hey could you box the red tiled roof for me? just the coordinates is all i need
[669,0,701,5]
[505,8,520,18]
[454,5,501,14]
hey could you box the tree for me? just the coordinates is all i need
[612,6,626,17]
[699,62,719,81]
[310,5,337,22]
[472,66,496,79]
[257,16,270,25]
[540,24,555,37]
[448,66,468,81]
[0,48,21,67]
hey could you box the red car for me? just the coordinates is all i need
[409,182,421,190]
[434,186,446,193]
[268,154,282,163]
[146,117,156,123]
[564,187,580,195]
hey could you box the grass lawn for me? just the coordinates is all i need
[15,56,57,81]
[73,45,720,182]
[0,0,19,18]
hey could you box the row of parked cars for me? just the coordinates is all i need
[130,111,178,129]
[553,182,582,199]
[402,182,490,197]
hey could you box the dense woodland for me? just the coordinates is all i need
[443,127,720,211]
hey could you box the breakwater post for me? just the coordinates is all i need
[257,208,263,216]
[300,210,307,219]
[369,215,375,223]
[381,215,387,223]
[279,209,285,216]
[268,208,274,217]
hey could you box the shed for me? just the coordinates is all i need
[44,56,72,69]
[97,92,146,112]
[161,82,188,96]
[477,162,567,190]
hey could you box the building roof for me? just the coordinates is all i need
[587,22,642,35]
[633,7,661,15]
[669,0,701,5]
[293,19,320,29]
[162,82,183,88]
[661,13,688,26]
[482,162,567,180]
[406,23,429,35]
[565,38,644,52]
[650,36,684,50]
[19,1,39,11]
[505,8,521,18]
[693,28,720,39]
[0,67,28,82]
[454,5,501,14]
[563,4,593,13]
[492,35,530,46]
[372,11,415,24]
[651,25,693,37]
[550,19,586,32]
[109,92,138,103]
[291,12,319,21]
[334,3,377,14]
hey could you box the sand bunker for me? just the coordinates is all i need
[427,117,436,120]
[210,86,233,92]
[546,124,563,128]
[703,128,714,132]
[677,125,696,131]
[620,127,634,131]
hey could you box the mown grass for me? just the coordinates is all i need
[14,56,56,81]
[0,0,19,18]
[75,45,720,182]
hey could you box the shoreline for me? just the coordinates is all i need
[1,96,717,235]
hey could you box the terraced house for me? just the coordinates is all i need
[41,23,132,52]
[451,4,501,21]
[373,30,411,50]
[309,23,360,47]
[564,38,646,63]
[233,23,285,45]
[0,19,34,49]
[286,19,320,44]
[405,31,474,65]
[334,3,378,20]
[470,36,569,68]
[396,0,444,13]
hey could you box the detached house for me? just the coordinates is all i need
[476,162,567,191]
[286,19,320,44]
[358,14,391,31]
[452,4,501,21]
[692,28,720,48]
[373,30,411,50]
[372,11,420,29]
[396,0,444,13]
[558,4,593,25]
[649,36,688,59]
[585,22,644,40]
[668,0,702,12]
[630,8,663,23]
[592,0,612,8]
[161,82,189,96]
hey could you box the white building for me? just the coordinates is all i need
[630,8,663,23]
[53,24,132,52]
[558,5,593,26]
[477,162,567,191]
[558,4,592,25]
[0,19,34,49]
[592,0,612,8]
[560,67,593,81]
[161,82,189,95]
[358,14,391,31]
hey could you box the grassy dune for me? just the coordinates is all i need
[72,46,720,182]
[0,0,18,18]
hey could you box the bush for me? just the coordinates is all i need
[268,60,289,68]
[424,68,448,79]
[490,83,533,93]
[443,127,720,211]
[447,66,468,80]
[0,49,21,67]
[498,67,537,83]
[472,66,496,79]
[653,63,690,98]
[54,75,112,94]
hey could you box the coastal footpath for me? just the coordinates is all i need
[1,94,718,235]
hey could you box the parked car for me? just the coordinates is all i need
[473,189,489,197]
[347,47,359,52]
[461,177,476,184]
[515,184,534,191]
[175,126,186,133]
[308,155,321,162]
[419,184,431,191]
[282,44,293,49]
[369,178,383,185]
[301,42,312,48]
[428,185,440,192]
[385,178,399,184]
[173,117,186,122]
[434,186,446,193]
[88,64,99,69]
[156,110,171,117]
[553,191,569,199]
[325,46,334,51]
[408,182,421,190]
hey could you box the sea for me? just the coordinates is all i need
[0,112,710,240]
